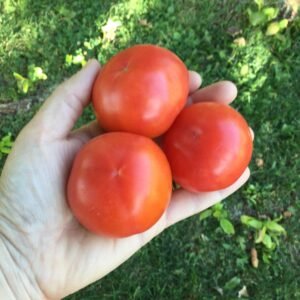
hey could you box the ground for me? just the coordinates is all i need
[0,0,299,299]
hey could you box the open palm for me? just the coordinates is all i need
[0,60,250,299]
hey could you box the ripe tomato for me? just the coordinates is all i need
[92,44,189,138]
[162,102,253,192]
[67,132,172,237]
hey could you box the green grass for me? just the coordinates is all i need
[1,0,300,299]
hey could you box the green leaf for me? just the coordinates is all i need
[1,147,11,154]
[34,67,47,80]
[262,7,279,21]
[213,210,222,219]
[28,65,47,82]
[262,252,271,264]
[240,64,249,77]
[241,215,263,229]
[262,234,275,249]
[254,0,264,10]
[15,77,30,94]
[3,0,17,13]
[273,215,283,223]
[72,54,85,65]
[213,203,223,211]
[224,276,241,290]
[83,41,92,49]
[13,72,26,81]
[22,79,30,94]
[2,134,13,145]
[199,209,212,221]
[213,209,227,220]
[255,226,267,243]
[233,37,246,47]
[65,54,73,66]
[279,19,289,29]
[266,221,286,234]
[0,133,13,155]
[248,9,267,26]
[220,219,235,235]
[212,203,228,219]
[266,22,280,36]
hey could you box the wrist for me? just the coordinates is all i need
[0,188,47,300]
[0,187,46,299]
[0,234,46,300]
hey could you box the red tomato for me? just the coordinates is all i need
[67,132,172,237]
[92,44,189,137]
[162,102,253,192]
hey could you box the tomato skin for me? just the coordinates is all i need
[162,102,253,192]
[92,44,189,138]
[67,132,172,237]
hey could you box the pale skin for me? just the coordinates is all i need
[0,59,251,299]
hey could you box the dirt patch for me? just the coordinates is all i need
[0,86,55,116]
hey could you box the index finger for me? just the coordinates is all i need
[191,81,238,105]
[165,167,250,227]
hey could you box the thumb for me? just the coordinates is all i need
[27,59,101,141]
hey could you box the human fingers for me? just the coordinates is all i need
[188,71,202,94]
[165,168,250,227]
[70,120,102,144]
[26,59,100,141]
[191,80,237,105]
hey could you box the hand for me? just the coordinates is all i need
[0,60,250,299]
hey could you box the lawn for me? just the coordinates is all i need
[1,0,300,299]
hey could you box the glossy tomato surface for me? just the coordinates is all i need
[68,132,172,237]
[92,44,189,137]
[163,102,253,192]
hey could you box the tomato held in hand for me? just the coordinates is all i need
[68,132,172,237]
[162,102,253,192]
[92,44,189,137]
